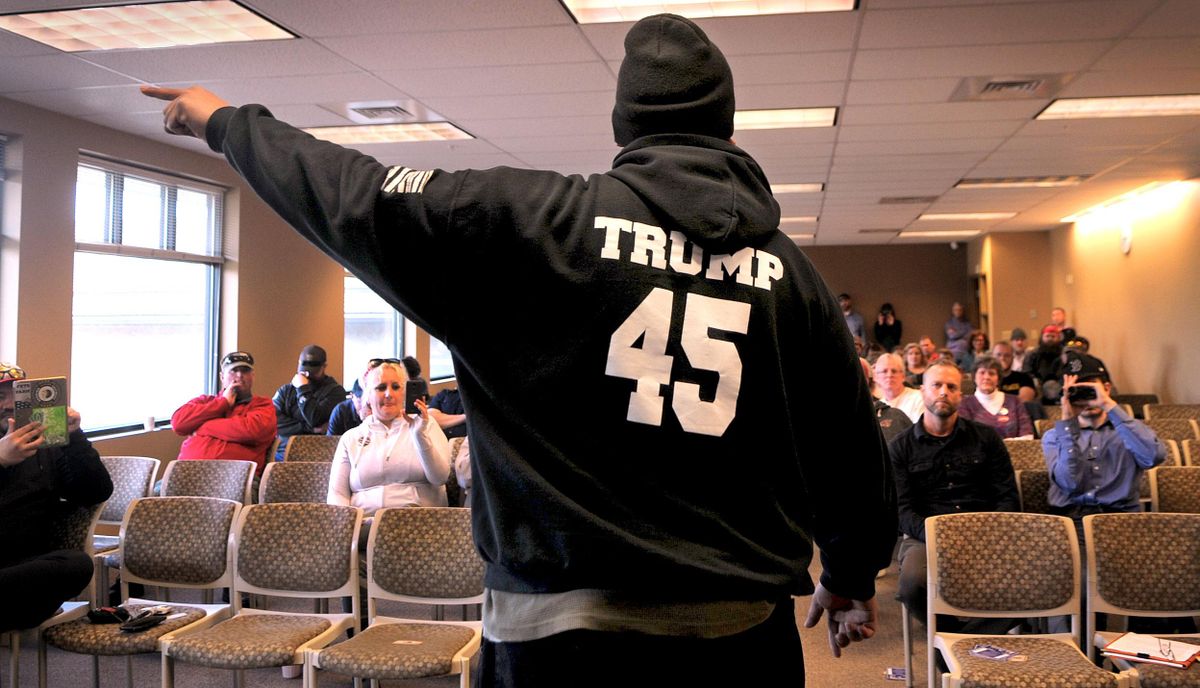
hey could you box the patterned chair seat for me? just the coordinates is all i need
[43,605,206,655]
[1130,637,1200,688]
[93,534,120,553]
[316,623,477,679]
[949,636,1118,688]
[166,614,331,669]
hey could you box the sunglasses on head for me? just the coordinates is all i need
[368,358,403,368]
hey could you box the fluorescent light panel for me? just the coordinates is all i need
[0,1,292,52]
[899,230,982,238]
[773,183,824,194]
[1037,95,1200,120]
[780,216,818,223]
[1060,181,1180,223]
[956,175,1090,189]
[918,212,1016,221]
[302,122,474,145]
[563,0,855,24]
[786,232,815,240]
[735,108,837,130]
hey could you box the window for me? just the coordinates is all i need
[343,274,404,387]
[429,336,454,380]
[72,160,222,432]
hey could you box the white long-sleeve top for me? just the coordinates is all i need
[327,414,451,514]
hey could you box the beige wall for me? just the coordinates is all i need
[969,232,1054,345]
[0,96,345,463]
[804,243,973,350]
[1048,181,1200,402]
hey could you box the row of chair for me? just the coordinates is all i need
[904,511,1200,688]
[31,499,482,688]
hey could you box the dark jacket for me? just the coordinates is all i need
[272,374,346,437]
[206,104,896,602]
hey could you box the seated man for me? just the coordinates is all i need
[873,353,924,423]
[273,344,346,460]
[0,362,113,632]
[1023,324,1065,404]
[1009,328,1030,372]
[172,351,277,475]
[1044,353,1165,529]
[992,340,1036,403]
[327,378,366,436]
[427,386,468,439]
[890,359,1019,630]
[861,358,911,444]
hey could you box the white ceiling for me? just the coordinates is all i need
[1,0,1198,246]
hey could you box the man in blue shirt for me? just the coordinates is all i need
[1043,353,1165,526]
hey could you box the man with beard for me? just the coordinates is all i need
[1023,324,1066,404]
[889,359,1019,630]
[171,351,277,476]
[992,341,1036,403]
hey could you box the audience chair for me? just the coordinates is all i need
[1015,470,1053,514]
[1144,404,1200,422]
[3,502,104,688]
[93,456,161,602]
[307,507,484,688]
[445,437,467,507]
[1035,418,1058,439]
[1145,418,1200,444]
[161,459,256,505]
[161,502,363,688]
[1043,405,1064,422]
[1003,438,1045,472]
[925,511,1127,688]
[283,434,341,462]
[259,461,333,504]
[1084,513,1200,687]
[40,496,239,688]
[1184,439,1196,467]
[1149,466,1200,514]
[1112,394,1158,419]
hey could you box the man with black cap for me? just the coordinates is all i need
[143,13,894,684]
[272,344,347,460]
[171,351,277,475]
[1043,353,1165,531]
[0,362,113,632]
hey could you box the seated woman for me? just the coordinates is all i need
[959,357,1033,439]
[328,361,451,513]
[958,329,990,372]
[902,342,927,388]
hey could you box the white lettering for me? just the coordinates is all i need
[631,222,668,270]
[596,216,632,261]
[668,230,703,275]
[704,247,755,287]
[754,251,783,290]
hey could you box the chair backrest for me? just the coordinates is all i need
[927,512,1079,628]
[1003,438,1045,472]
[1015,470,1053,514]
[1145,404,1200,421]
[1112,394,1158,419]
[99,456,161,525]
[161,459,256,504]
[1184,439,1196,467]
[1150,466,1200,514]
[1085,512,1200,658]
[232,503,362,604]
[1145,418,1200,443]
[120,496,239,592]
[1035,418,1057,438]
[48,502,105,555]
[366,507,484,616]
[1042,404,1063,422]
[259,461,332,504]
[283,434,341,462]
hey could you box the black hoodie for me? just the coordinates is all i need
[207,105,894,603]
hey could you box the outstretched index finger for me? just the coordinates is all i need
[141,84,186,101]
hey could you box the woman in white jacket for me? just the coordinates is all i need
[327,361,450,513]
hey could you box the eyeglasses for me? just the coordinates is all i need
[368,358,403,368]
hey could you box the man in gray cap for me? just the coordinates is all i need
[272,344,346,460]
[144,13,893,685]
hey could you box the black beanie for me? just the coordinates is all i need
[612,14,735,146]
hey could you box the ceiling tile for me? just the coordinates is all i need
[83,39,359,82]
[0,54,136,93]
[245,0,572,37]
[852,41,1112,80]
[1090,37,1200,71]
[1130,0,1200,38]
[378,63,615,98]
[318,26,597,70]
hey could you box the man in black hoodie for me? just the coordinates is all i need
[144,13,894,686]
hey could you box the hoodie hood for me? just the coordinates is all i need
[608,134,781,254]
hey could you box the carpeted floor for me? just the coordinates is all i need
[3,555,923,687]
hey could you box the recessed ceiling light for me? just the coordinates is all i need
[735,108,837,131]
[301,122,474,145]
[786,232,815,240]
[1036,95,1200,120]
[562,0,855,24]
[899,230,982,238]
[0,1,292,52]
[780,216,818,224]
[918,212,1016,221]
[956,175,1090,189]
[773,183,825,194]
[1060,181,1181,223]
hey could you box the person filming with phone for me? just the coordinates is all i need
[326,360,450,514]
[1044,353,1165,531]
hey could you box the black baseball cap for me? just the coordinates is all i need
[1064,352,1108,383]
[299,344,327,368]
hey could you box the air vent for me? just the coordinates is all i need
[879,196,937,205]
[951,73,1074,102]
[350,105,412,120]
[858,228,901,234]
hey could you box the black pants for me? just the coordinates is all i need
[0,549,93,632]
[475,597,803,688]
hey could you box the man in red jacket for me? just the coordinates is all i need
[171,351,277,475]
